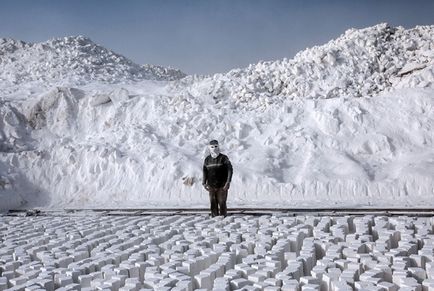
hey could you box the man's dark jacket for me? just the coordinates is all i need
[203,154,233,188]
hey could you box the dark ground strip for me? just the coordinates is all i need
[6,208,434,217]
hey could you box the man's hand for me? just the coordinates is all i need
[203,183,210,191]
[223,182,230,191]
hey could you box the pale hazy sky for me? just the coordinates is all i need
[1,0,433,74]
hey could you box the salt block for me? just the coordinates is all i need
[0,277,8,291]
[393,270,410,285]
[264,266,280,277]
[65,270,80,284]
[230,278,251,289]
[223,269,242,281]
[331,280,353,291]
[280,279,300,291]
[213,277,229,287]
[253,282,271,289]
[359,270,384,281]
[235,265,256,278]
[248,272,266,283]
[354,281,377,289]
[377,281,399,291]
[200,268,216,284]
[175,279,193,291]
[284,252,297,261]
[135,262,150,282]
[181,260,197,276]
[327,268,342,277]
[322,272,340,290]
[264,287,280,291]
[409,267,428,283]
[265,260,282,270]
[422,279,434,291]
[194,273,212,290]
[408,255,425,268]
[10,276,29,286]
[254,269,271,280]
[63,283,81,290]
[399,277,422,291]
[310,265,326,280]
[300,276,320,286]
[213,264,225,278]
[57,257,74,269]
[158,278,178,287]
[284,262,303,280]
[125,266,140,279]
[90,278,106,289]
[142,277,160,289]
[78,275,93,287]
[169,273,189,281]
[264,278,282,287]
[112,275,127,287]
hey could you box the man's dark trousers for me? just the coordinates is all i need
[208,187,227,217]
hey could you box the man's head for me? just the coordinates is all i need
[208,140,220,158]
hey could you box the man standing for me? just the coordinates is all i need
[202,140,233,217]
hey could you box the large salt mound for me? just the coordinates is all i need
[176,23,434,109]
[0,36,186,92]
[0,24,434,211]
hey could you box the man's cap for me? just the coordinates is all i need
[209,140,219,145]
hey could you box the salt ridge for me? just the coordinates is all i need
[0,36,186,95]
[0,24,434,211]
[175,23,434,110]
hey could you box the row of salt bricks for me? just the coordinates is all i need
[1,215,434,290]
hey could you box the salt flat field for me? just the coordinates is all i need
[1,213,434,290]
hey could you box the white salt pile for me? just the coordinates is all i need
[0,23,433,211]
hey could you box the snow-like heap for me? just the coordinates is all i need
[0,36,186,86]
[1,24,434,211]
[179,23,434,109]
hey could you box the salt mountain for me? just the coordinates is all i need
[0,35,186,92]
[0,23,433,211]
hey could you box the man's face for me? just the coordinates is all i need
[209,144,220,157]
[209,144,219,151]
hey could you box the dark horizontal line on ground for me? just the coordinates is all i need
[5,208,434,217]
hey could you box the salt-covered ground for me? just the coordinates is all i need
[1,213,434,290]
[0,23,434,211]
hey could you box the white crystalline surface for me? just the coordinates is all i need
[1,214,434,290]
[0,36,186,96]
[1,23,434,210]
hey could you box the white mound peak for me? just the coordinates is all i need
[178,23,434,110]
[0,35,186,89]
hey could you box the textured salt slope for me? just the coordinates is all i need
[0,24,434,211]
[174,24,434,109]
[0,36,186,97]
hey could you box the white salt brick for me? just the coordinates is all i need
[399,277,422,291]
[194,273,212,290]
[248,272,267,283]
[377,281,399,291]
[422,279,434,291]
[0,277,8,291]
[300,276,320,286]
[409,267,428,283]
[10,276,29,286]
[78,275,92,287]
[230,278,251,289]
